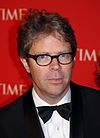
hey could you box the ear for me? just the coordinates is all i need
[20,58,30,73]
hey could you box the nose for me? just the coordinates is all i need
[49,58,61,70]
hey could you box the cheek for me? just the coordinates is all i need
[63,65,73,80]
[30,65,47,84]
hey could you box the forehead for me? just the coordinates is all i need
[30,35,71,54]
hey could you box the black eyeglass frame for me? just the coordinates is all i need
[26,52,74,66]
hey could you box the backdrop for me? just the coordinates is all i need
[0,0,100,108]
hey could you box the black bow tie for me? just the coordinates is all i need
[37,103,72,123]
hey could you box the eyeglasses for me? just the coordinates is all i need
[26,52,74,66]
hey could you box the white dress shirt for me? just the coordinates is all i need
[32,88,71,138]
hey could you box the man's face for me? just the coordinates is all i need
[21,35,74,104]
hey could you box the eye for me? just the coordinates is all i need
[37,55,50,61]
[58,53,73,63]
[60,53,70,58]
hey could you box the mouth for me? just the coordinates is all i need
[48,78,63,84]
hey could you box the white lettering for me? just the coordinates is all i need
[76,48,97,61]
[0,83,27,95]
[83,49,97,61]
[6,9,18,20]
[7,84,18,95]
[0,8,27,21]
[19,8,27,20]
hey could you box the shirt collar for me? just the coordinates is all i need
[32,87,71,107]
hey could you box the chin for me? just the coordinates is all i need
[47,86,67,95]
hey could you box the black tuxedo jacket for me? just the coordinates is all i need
[0,82,100,138]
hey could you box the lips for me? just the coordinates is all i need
[46,72,64,84]
[48,78,63,84]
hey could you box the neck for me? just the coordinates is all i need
[32,86,71,105]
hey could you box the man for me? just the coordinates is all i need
[0,9,100,138]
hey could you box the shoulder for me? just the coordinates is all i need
[70,81,100,102]
[0,94,24,119]
[0,86,33,136]
[0,86,32,119]
[0,94,24,135]
[70,81,100,93]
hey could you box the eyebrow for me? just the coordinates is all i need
[32,51,72,55]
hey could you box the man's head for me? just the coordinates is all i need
[17,9,77,58]
[17,9,77,104]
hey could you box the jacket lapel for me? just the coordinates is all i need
[70,82,84,138]
[23,82,87,138]
[23,87,45,138]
